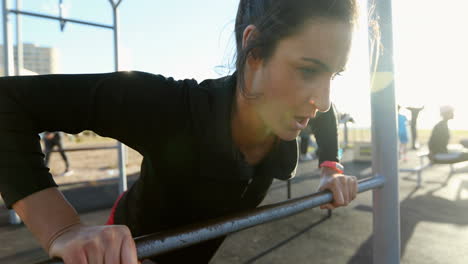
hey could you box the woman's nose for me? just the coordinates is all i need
[308,82,331,113]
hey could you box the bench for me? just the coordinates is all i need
[399,151,455,187]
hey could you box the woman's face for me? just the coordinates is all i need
[246,19,352,141]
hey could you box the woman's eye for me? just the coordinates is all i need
[299,67,318,79]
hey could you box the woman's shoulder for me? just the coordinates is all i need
[188,73,236,112]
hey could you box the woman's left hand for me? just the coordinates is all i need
[317,167,358,210]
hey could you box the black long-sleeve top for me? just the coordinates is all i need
[0,71,338,236]
[428,120,449,155]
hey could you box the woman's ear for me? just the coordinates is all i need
[242,25,262,70]
[242,24,257,49]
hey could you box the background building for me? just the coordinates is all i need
[0,43,58,75]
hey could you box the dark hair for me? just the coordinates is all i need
[234,0,359,96]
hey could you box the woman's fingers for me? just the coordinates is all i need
[349,176,358,200]
[61,249,87,264]
[320,203,335,210]
[333,182,346,207]
[85,239,104,264]
[104,228,121,264]
[121,227,138,264]
[49,224,138,264]
[319,175,358,210]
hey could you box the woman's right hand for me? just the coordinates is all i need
[48,224,138,264]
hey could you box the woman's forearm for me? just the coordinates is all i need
[12,187,81,252]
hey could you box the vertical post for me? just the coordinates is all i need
[110,1,127,193]
[343,122,349,149]
[2,0,13,74]
[3,0,22,225]
[15,0,22,75]
[417,156,424,187]
[368,0,401,263]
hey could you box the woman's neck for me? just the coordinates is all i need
[231,87,276,164]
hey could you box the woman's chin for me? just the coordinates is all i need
[275,130,300,141]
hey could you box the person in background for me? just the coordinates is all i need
[428,105,468,163]
[398,105,409,161]
[299,123,316,162]
[43,131,72,176]
[338,112,354,150]
[406,106,424,150]
[299,104,341,163]
[460,138,468,149]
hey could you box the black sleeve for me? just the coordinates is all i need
[428,122,449,155]
[309,104,340,165]
[0,71,193,208]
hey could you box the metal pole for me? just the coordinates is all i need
[14,0,22,75]
[368,0,401,263]
[2,0,13,74]
[37,176,385,263]
[3,0,21,225]
[110,1,127,193]
[344,122,349,149]
[8,9,113,29]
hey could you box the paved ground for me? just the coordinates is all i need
[2,148,468,263]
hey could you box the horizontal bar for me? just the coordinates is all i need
[399,164,432,172]
[8,9,113,29]
[136,176,385,258]
[50,145,118,152]
[36,176,385,264]
[399,168,421,172]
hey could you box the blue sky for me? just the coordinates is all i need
[2,0,468,130]
[1,0,239,77]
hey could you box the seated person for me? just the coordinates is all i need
[460,139,468,149]
[428,105,468,164]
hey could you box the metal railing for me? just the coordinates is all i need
[37,176,385,263]
[50,145,119,152]
[2,0,128,224]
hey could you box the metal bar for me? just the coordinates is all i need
[108,0,123,8]
[8,9,113,29]
[287,180,291,199]
[14,0,22,75]
[343,122,349,149]
[49,145,119,152]
[417,156,424,186]
[37,177,385,264]
[58,0,65,31]
[368,0,401,263]
[122,177,386,259]
[2,0,14,76]
[109,2,128,194]
[3,0,22,225]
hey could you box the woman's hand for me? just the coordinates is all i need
[317,167,358,210]
[48,224,138,264]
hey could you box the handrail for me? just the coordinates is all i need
[50,145,119,152]
[37,176,385,264]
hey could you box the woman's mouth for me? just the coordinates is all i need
[293,116,310,130]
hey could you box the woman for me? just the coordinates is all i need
[0,0,359,263]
